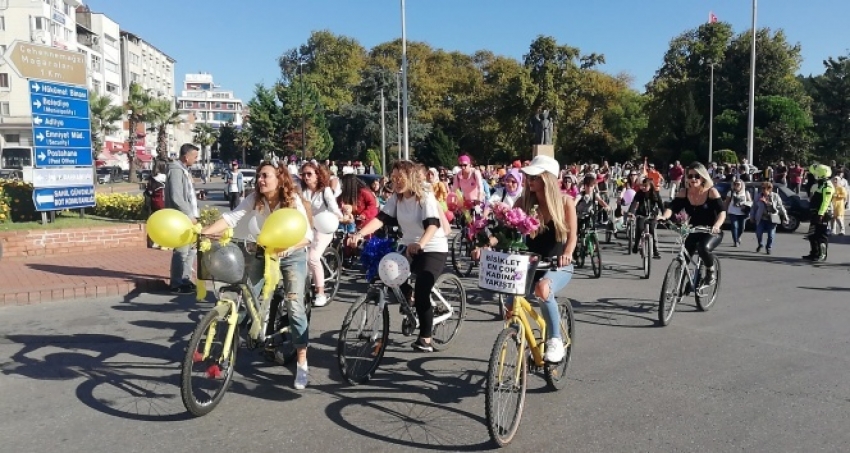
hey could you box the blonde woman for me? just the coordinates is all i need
[351,160,449,352]
[473,155,577,363]
[830,176,846,235]
[202,161,314,390]
[658,162,725,285]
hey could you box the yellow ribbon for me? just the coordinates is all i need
[261,250,281,301]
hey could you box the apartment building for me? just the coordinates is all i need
[0,0,82,156]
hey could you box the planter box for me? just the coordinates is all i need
[0,223,148,260]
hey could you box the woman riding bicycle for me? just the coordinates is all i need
[628,178,663,258]
[350,160,449,353]
[576,173,609,226]
[201,161,314,390]
[474,155,578,362]
[301,162,344,307]
[657,162,726,286]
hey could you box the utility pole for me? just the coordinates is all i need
[299,59,306,160]
[709,62,715,163]
[401,0,410,161]
[746,0,757,166]
[396,69,402,161]
[380,89,386,176]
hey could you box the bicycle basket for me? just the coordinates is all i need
[198,242,247,284]
[477,249,540,295]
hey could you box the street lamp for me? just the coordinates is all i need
[395,69,402,160]
[298,59,306,161]
[746,0,757,166]
[400,0,410,160]
[707,61,718,163]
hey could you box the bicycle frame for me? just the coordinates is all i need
[504,295,551,369]
[357,279,458,344]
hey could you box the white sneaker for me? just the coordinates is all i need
[544,338,565,363]
[294,362,309,390]
[313,294,328,307]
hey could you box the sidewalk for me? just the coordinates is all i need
[0,247,171,305]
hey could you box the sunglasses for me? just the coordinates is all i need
[460,164,469,167]
[300,172,315,177]
[687,173,702,180]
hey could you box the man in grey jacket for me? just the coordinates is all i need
[165,143,200,294]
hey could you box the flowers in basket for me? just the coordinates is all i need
[469,202,541,251]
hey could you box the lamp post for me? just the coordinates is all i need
[708,62,716,163]
[396,69,402,161]
[380,88,386,175]
[746,0,757,166]
[400,0,410,160]
[298,59,306,160]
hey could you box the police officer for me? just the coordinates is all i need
[804,164,835,262]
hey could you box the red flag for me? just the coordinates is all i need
[708,11,718,23]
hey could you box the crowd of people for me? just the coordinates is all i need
[146,143,845,390]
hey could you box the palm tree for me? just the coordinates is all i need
[235,126,253,165]
[192,123,218,179]
[88,91,123,162]
[147,98,183,158]
[125,82,153,183]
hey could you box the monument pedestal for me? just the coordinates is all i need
[532,144,554,158]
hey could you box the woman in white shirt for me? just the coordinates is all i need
[300,162,344,307]
[351,160,448,353]
[488,168,524,207]
[202,161,314,390]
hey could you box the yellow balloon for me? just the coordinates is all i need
[146,209,196,248]
[257,208,308,250]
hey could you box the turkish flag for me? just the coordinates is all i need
[709,11,718,23]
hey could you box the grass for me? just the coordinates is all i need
[0,212,134,231]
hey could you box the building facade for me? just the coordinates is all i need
[0,0,83,158]
[176,73,243,129]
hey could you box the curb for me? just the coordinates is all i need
[0,278,168,306]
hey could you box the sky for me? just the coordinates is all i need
[86,0,849,103]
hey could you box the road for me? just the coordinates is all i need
[1,227,849,452]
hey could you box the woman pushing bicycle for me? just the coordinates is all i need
[349,160,449,353]
[657,162,726,286]
[201,161,314,390]
[474,155,578,362]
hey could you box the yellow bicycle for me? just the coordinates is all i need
[484,258,575,447]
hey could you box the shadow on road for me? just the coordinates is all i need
[573,297,661,328]
[25,263,164,281]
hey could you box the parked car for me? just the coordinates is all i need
[715,181,809,232]
[0,169,23,181]
[240,169,256,187]
[96,168,115,184]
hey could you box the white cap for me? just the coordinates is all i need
[521,155,560,177]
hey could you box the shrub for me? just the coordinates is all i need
[714,149,739,165]
[0,184,10,224]
[679,150,698,165]
[0,180,36,222]
[88,193,146,220]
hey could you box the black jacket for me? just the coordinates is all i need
[628,189,663,217]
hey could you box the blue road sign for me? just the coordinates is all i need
[32,186,95,211]
[29,80,93,168]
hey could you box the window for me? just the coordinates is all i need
[0,16,5,31]
[106,83,118,94]
[0,46,6,55]
[214,102,221,109]
[33,17,46,30]
[198,102,206,108]
[104,34,117,48]
[0,102,10,116]
[130,72,140,83]
[91,55,101,72]
[4,134,20,144]
[63,3,72,15]
[0,73,8,89]
[92,80,101,93]
[130,53,140,65]
[105,59,118,73]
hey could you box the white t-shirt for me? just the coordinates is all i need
[381,193,448,253]
[226,170,240,193]
[303,187,343,217]
[223,192,313,245]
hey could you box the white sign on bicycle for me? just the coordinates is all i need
[478,249,533,295]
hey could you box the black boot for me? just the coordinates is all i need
[703,266,717,286]
[816,243,828,262]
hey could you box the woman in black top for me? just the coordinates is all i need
[658,162,726,284]
[628,178,664,258]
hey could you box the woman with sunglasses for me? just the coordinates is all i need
[202,161,314,390]
[724,179,752,247]
[300,162,343,307]
[452,155,485,207]
[658,162,726,285]
[488,168,524,207]
[561,174,579,199]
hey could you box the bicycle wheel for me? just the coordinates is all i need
[590,235,602,279]
[544,300,575,391]
[658,259,686,326]
[575,239,586,268]
[321,248,342,304]
[337,290,389,385]
[181,309,238,417]
[451,231,474,277]
[695,256,721,311]
[430,273,467,351]
[641,236,652,280]
[485,326,527,447]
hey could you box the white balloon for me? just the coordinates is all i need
[313,211,340,235]
[378,253,411,288]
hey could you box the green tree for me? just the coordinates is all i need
[244,83,287,157]
[192,123,218,178]
[124,83,153,182]
[88,91,123,161]
[146,98,183,158]
[418,129,459,169]
[234,126,256,165]
[216,122,239,163]
[805,53,850,160]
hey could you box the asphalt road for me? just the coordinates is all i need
[1,227,849,452]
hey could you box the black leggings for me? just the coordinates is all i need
[400,251,447,338]
[684,232,723,267]
[634,216,658,252]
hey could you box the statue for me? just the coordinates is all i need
[529,109,555,145]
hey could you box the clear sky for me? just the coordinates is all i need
[86,0,849,102]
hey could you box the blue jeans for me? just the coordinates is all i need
[729,214,748,244]
[170,244,197,287]
[755,219,776,250]
[508,265,574,340]
[247,248,310,348]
